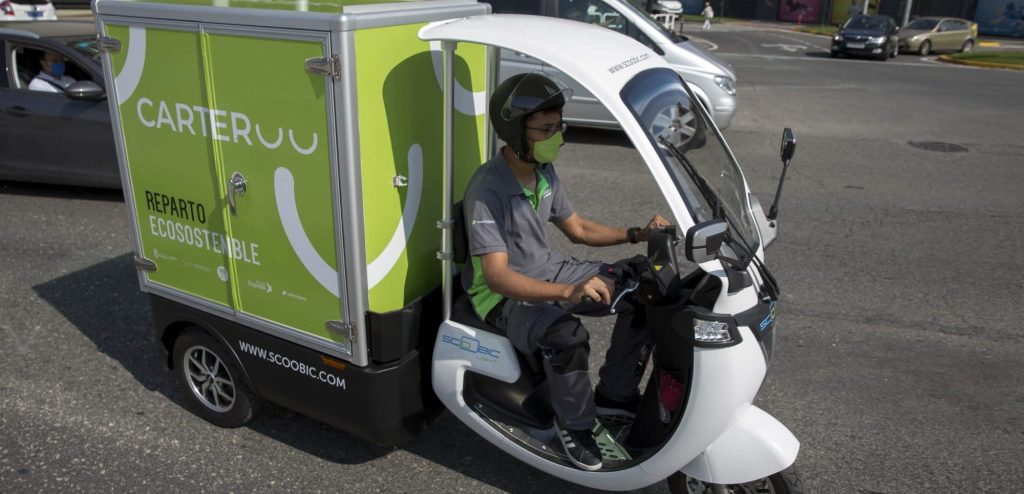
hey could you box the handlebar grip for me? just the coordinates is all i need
[582,296,594,304]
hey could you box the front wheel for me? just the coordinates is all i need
[667,464,805,494]
[173,328,258,428]
[961,39,974,53]
[919,40,932,56]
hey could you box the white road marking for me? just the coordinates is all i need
[718,52,987,70]
[761,43,808,52]
[687,36,719,51]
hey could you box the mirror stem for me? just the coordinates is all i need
[767,159,791,220]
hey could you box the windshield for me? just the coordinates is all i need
[621,0,686,42]
[843,16,889,30]
[620,68,760,252]
[64,38,101,62]
[906,18,939,30]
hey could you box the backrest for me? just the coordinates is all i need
[453,200,468,264]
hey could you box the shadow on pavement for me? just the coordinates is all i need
[31,254,627,492]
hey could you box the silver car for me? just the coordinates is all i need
[485,0,738,130]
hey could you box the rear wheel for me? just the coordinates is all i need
[173,328,258,428]
[960,39,974,53]
[918,40,932,56]
[667,464,805,494]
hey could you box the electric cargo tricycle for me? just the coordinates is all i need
[94,0,800,491]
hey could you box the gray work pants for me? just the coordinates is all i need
[485,258,651,430]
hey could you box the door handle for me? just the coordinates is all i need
[228,172,247,215]
[6,106,30,117]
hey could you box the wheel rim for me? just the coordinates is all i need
[183,345,236,413]
[685,476,775,494]
[963,41,972,52]
[921,41,930,55]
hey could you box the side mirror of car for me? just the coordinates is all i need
[684,220,727,264]
[66,81,106,101]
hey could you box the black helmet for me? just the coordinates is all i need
[489,73,572,159]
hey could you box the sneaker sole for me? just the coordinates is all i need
[564,454,603,472]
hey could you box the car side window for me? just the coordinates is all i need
[484,0,543,15]
[11,44,92,92]
[937,20,950,32]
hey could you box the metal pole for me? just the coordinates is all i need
[901,0,912,26]
[441,41,455,323]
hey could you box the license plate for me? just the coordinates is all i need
[847,42,865,49]
[28,10,43,18]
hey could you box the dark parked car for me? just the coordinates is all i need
[0,21,120,189]
[831,14,900,61]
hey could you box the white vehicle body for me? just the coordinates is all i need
[422,14,795,491]
[486,0,737,129]
[1,0,57,21]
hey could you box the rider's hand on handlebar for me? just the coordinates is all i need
[639,214,671,242]
[567,275,614,305]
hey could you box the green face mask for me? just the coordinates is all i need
[531,131,564,164]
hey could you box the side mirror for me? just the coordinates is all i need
[684,220,727,264]
[66,80,106,101]
[780,127,796,162]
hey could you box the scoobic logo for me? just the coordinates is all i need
[441,334,501,359]
[472,219,495,225]
[135,97,318,157]
[759,302,777,332]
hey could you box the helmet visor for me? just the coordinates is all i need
[499,74,574,122]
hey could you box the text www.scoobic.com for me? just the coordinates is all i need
[238,341,346,389]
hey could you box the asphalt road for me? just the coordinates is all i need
[3,25,1023,493]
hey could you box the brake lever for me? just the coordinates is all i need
[609,278,640,315]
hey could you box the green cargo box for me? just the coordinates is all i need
[96,0,490,367]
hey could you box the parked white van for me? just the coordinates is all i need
[485,0,738,129]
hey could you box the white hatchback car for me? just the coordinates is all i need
[1,0,57,21]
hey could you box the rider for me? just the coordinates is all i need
[462,73,668,471]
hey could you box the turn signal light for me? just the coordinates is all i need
[694,318,732,344]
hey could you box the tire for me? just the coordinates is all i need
[667,464,805,494]
[918,40,931,56]
[173,328,258,428]
[961,39,974,53]
[877,43,889,61]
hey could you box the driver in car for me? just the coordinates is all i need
[29,51,77,93]
[463,73,669,471]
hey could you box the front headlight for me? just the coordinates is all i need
[869,35,886,43]
[833,34,844,42]
[714,76,736,96]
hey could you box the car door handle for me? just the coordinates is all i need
[6,106,31,117]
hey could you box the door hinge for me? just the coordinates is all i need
[96,35,122,53]
[133,256,157,272]
[305,55,341,81]
[325,320,356,345]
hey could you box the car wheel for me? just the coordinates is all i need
[892,42,899,57]
[960,39,974,53]
[919,40,931,56]
[877,43,889,61]
[173,328,258,428]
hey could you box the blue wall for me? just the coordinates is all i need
[974,0,1024,36]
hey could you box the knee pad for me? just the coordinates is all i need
[539,315,590,374]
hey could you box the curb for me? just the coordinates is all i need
[937,54,1024,70]
[788,28,834,37]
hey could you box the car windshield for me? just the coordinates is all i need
[65,37,101,62]
[621,68,760,252]
[843,16,889,30]
[623,0,686,43]
[906,18,939,30]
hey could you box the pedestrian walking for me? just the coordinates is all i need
[702,2,714,31]
[847,1,860,19]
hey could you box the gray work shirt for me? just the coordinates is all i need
[461,152,575,311]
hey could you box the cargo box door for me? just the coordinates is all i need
[202,29,349,351]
